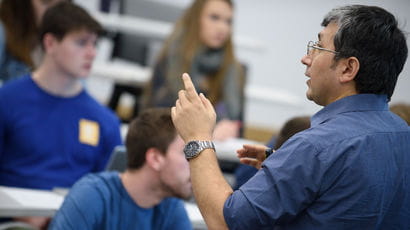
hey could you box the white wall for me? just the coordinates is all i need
[232,0,410,130]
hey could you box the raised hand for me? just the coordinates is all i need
[171,73,217,142]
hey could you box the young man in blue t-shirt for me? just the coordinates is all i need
[50,108,193,230]
[0,2,122,228]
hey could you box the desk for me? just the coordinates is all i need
[0,186,205,229]
[0,186,64,217]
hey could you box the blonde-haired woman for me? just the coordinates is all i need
[146,0,245,140]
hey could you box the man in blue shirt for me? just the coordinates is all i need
[0,2,122,228]
[50,108,193,230]
[171,5,409,230]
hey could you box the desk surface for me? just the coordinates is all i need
[0,186,64,217]
[0,186,205,228]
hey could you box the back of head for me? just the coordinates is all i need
[274,116,311,149]
[390,103,410,125]
[125,108,176,170]
[322,5,408,101]
[39,1,103,43]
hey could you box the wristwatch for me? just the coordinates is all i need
[265,147,274,159]
[183,140,215,160]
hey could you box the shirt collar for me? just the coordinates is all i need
[311,94,389,127]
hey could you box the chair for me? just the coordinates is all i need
[105,146,128,172]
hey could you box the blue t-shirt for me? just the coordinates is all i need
[0,75,122,189]
[224,94,410,229]
[50,172,193,230]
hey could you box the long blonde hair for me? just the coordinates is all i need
[154,0,243,104]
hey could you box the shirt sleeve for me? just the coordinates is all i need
[223,136,324,229]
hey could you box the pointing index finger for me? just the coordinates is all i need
[182,73,198,96]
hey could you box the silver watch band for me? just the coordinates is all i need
[199,140,215,150]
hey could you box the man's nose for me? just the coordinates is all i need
[301,54,311,66]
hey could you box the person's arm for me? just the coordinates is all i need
[171,73,232,230]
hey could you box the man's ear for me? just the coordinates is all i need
[145,148,165,171]
[43,33,58,54]
[339,56,360,83]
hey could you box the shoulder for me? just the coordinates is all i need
[74,172,118,189]
[51,173,119,229]
[67,172,120,202]
[0,75,31,96]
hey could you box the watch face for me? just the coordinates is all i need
[184,141,201,159]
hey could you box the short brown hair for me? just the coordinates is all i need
[274,116,311,149]
[125,108,177,169]
[39,2,103,43]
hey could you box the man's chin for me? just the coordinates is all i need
[306,92,313,101]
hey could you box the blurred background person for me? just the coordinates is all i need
[145,0,245,141]
[0,0,62,84]
[390,103,410,125]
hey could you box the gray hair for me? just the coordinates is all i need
[321,5,408,101]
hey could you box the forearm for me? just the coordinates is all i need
[190,149,233,230]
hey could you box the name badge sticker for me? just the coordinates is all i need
[79,119,100,146]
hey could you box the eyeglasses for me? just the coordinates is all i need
[307,41,339,55]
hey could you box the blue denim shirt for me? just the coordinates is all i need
[224,94,410,230]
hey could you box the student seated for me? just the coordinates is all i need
[0,2,122,228]
[144,0,245,140]
[50,108,193,230]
